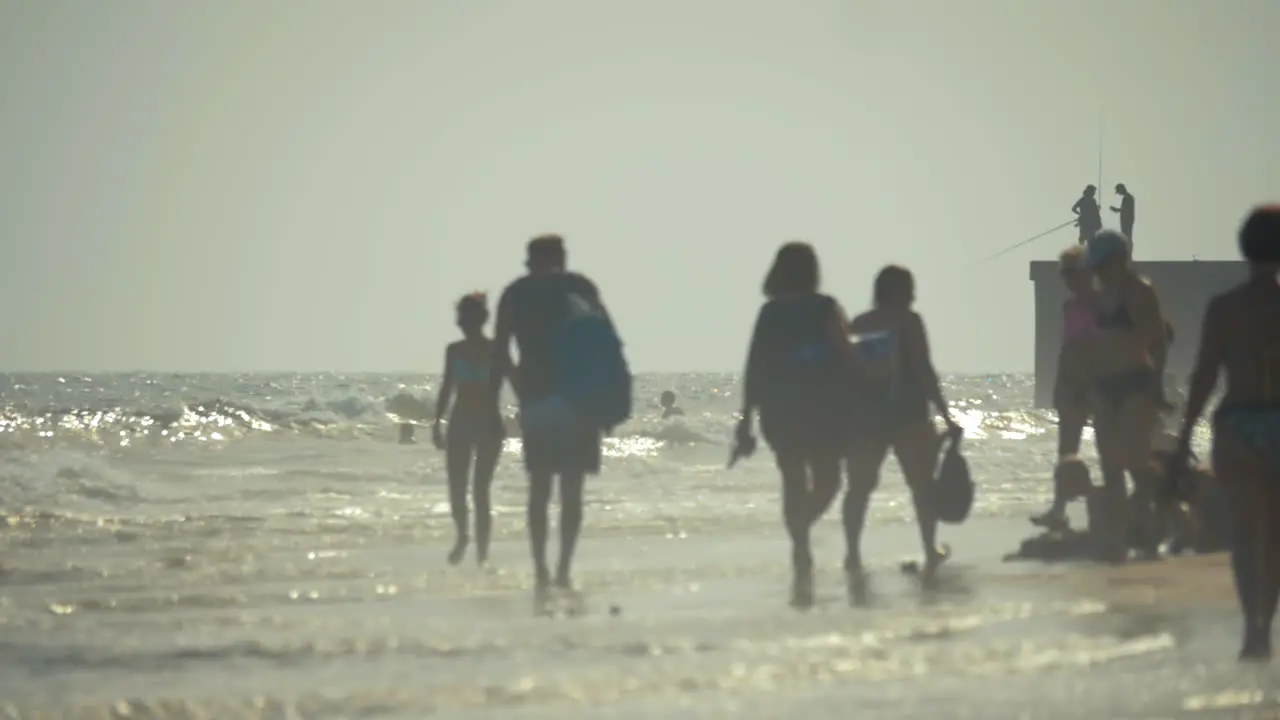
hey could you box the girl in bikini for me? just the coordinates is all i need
[1083,230,1169,562]
[433,293,505,566]
[1171,206,1280,661]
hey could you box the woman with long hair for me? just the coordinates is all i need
[735,242,855,607]
[843,265,960,589]
[1171,206,1280,661]
[433,293,505,566]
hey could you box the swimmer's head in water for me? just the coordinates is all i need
[526,234,566,273]
[872,265,914,308]
[1239,205,1280,264]
[660,390,676,408]
[1085,229,1131,275]
[456,292,489,330]
[763,241,820,299]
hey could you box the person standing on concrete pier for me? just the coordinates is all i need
[1072,185,1103,244]
[1111,183,1136,246]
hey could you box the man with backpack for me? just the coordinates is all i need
[489,234,632,596]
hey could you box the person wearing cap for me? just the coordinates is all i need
[1085,228,1169,563]
[1170,205,1280,661]
[1072,185,1103,245]
[1110,183,1136,246]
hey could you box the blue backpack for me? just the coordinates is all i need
[552,292,633,432]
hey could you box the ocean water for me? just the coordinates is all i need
[0,372,1274,719]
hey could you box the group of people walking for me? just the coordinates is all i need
[428,234,958,608]
[1039,205,1280,661]
[424,207,1279,660]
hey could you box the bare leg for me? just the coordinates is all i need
[555,471,585,589]
[776,453,815,607]
[472,437,502,566]
[1213,428,1272,660]
[1122,395,1161,558]
[807,452,843,525]
[842,437,888,606]
[897,423,947,583]
[1233,485,1268,660]
[1258,481,1280,660]
[527,471,554,588]
[446,437,474,565]
[1093,404,1130,563]
[1034,413,1087,529]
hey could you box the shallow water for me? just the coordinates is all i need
[2,372,1274,718]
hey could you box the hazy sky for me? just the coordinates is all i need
[2,0,1277,373]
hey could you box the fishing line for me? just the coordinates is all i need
[972,218,1077,265]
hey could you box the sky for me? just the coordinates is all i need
[2,0,1277,373]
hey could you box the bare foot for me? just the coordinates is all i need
[790,569,815,610]
[1030,510,1070,533]
[447,536,468,565]
[1240,627,1273,663]
[920,544,951,586]
[845,567,870,607]
[553,572,574,592]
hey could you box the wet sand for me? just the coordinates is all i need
[6,516,1273,719]
[1005,552,1236,608]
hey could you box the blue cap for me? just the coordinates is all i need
[1085,229,1131,269]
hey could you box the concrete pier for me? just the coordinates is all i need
[1029,260,1248,408]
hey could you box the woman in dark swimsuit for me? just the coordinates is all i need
[433,293,505,566]
[736,242,856,607]
[844,266,960,590]
[1171,206,1280,661]
[1084,230,1168,562]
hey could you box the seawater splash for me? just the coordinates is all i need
[0,372,1078,447]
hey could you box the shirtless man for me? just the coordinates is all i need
[1171,206,1280,661]
[490,235,614,594]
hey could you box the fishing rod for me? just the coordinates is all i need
[976,116,1106,266]
[972,218,1078,265]
[1097,114,1104,200]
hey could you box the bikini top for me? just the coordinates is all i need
[1063,297,1097,340]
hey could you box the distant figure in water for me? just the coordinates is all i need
[1033,245,1098,530]
[659,390,684,419]
[1072,185,1103,245]
[736,241,855,608]
[1111,183,1136,246]
[845,265,960,591]
[433,292,504,566]
[1086,229,1169,562]
[398,423,416,444]
[1171,205,1280,662]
